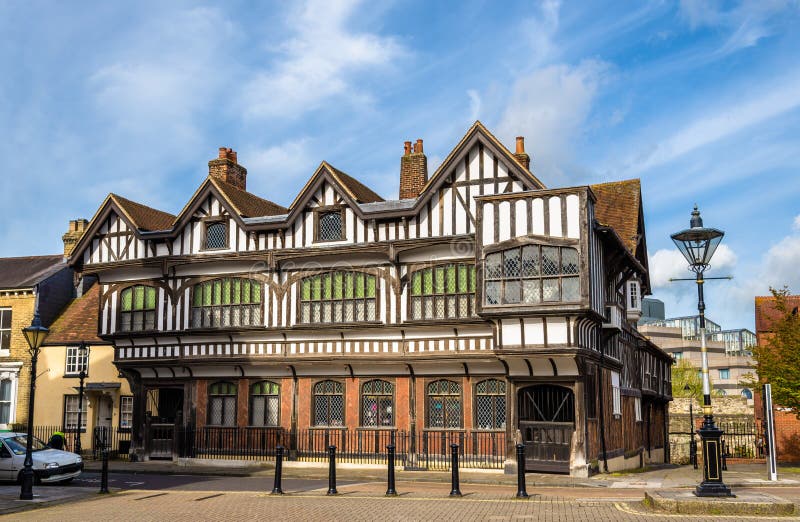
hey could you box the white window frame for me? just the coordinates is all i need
[0,308,11,357]
[0,367,20,427]
[611,371,621,416]
[65,346,89,376]
[0,378,13,425]
[634,396,642,422]
[63,394,88,432]
[718,368,730,380]
[120,396,134,430]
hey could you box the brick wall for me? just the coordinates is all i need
[399,140,427,200]
[0,294,35,425]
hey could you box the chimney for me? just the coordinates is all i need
[62,219,88,257]
[513,136,531,170]
[208,147,247,190]
[399,138,428,200]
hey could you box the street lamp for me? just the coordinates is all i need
[75,343,89,455]
[20,312,49,501]
[671,205,732,497]
[684,383,697,469]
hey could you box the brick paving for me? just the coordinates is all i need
[7,482,800,522]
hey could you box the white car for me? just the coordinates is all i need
[0,432,83,484]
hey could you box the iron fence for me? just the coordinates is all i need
[10,424,131,461]
[669,421,764,464]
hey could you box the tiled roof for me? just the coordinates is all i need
[327,164,384,203]
[211,178,288,218]
[754,295,800,334]
[591,179,641,254]
[44,284,105,345]
[0,255,66,289]
[110,194,176,231]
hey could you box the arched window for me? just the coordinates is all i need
[475,379,506,430]
[208,381,237,426]
[299,272,377,324]
[250,381,280,427]
[741,388,753,400]
[191,278,262,328]
[119,285,157,331]
[484,245,580,305]
[313,380,344,427]
[409,264,476,320]
[361,380,393,427]
[427,380,462,429]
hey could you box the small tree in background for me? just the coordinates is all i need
[672,358,706,401]
[752,287,800,415]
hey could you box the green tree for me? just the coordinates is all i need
[752,287,800,415]
[672,358,706,401]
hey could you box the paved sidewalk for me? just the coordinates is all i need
[82,460,800,489]
[0,485,99,517]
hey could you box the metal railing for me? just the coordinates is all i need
[11,424,131,461]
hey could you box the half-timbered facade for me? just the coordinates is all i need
[68,122,672,475]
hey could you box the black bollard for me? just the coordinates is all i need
[99,444,109,494]
[386,444,397,496]
[449,443,462,497]
[515,443,529,498]
[327,445,338,495]
[272,445,284,495]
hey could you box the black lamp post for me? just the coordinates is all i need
[75,342,89,455]
[20,312,49,500]
[671,206,731,497]
[684,383,697,469]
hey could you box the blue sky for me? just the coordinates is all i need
[1,0,799,329]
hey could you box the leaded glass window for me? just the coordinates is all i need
[205,221,228,249]
[317,210,344,242]
[361,379,393,427]
[119,286,157,332]
[427,380,462,429]
[313,380,344,427]
[475,379,506,430]
[483,245,580,305]
[409,264,476,320]
[191,278,262,328]
[299,272,377,324]
[208,381,237,426]
[250,380,280,427]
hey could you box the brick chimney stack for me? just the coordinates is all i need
[62,219,88,257]
[209,147,247,190]
[399,139,428,200]
[514,136,531,170]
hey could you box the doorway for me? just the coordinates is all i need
[518,384,575,473]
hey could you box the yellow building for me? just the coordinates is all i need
[0,254,74,429]
[37,284,132,453]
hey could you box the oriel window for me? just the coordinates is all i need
[409,264,476,320]
[119,286,157,332]
[484,245,580,305]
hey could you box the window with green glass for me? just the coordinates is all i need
[119,285,157,332]
[191,278,262,328]
[484,245,580,306]
[299,272,377,324]
[409,264,475,320]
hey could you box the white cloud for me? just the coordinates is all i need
[624,74,800,176]
[243,139,315,200]
[649,244,737,288]
[467,90,481,122]
[241,0,404,119]
[495,60,610,183]
[793,214,800,230]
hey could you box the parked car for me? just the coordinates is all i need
[0,432,83,484]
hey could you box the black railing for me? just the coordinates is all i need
[12,424,131,461]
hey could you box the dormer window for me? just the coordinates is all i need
[316,209,344,242]
[205,221,228,250]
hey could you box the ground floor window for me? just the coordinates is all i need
[427,380,462,429]
[120,396,133,430]
[0,379,12,424]
[611,372,621,416]
[361,379,393,427]
[63,394,87,432]
[313,380,344,427]
[475,379,506,430]
[250,381,280,427]
[208,382,237,426]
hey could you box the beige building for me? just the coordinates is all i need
[37,284,132,452]
[639,323,755,401]
[0,254,74,429]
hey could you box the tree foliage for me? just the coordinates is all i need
[671,358,706,401]
[752,287,800,415]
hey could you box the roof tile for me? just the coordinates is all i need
[44,284,105,345]
[591,179,641,254]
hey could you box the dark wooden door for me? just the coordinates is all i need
[518,385,574,473]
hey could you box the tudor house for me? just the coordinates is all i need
[66,122,672,475]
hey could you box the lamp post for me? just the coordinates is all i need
[684,383,697,469]
[20,312,49,500]
[671,206,732,497]
[74,343,89,456]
